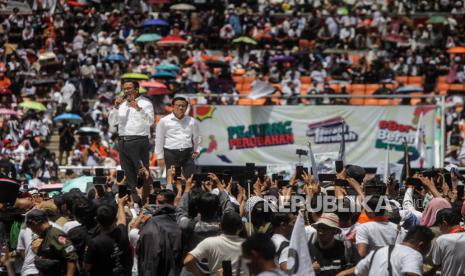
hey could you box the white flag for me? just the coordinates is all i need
[414,112,426,168]
[287,214,315,276]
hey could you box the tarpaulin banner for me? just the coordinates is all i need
[192,105,436,168]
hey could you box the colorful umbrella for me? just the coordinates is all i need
[121,73,149,80]
[152,71,177,78]
[155,63,181,71]
[53,113,83,123]
[337,7,349,15]
[394,85,423,94]
[62,176,93,193]
[135,33,162,43]
[447,47,465,54]
[270,55,294,63]
[141,19,169,28]
[19,101,47,111]
[232,36,257,45]
[76,127,100,135]
[157,36,188,47]
[66,1,86,7]
[147,87,172,95]
[170,3,196,10]
[140,81,167,88]
[426,15,446,24]
[105,53,126,62]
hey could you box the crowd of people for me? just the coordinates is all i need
[1,163,465,276]
[0,0,464,274]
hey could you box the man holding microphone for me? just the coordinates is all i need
[109,80,154,188]
[155,97,201,178]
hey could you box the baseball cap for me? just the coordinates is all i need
[313,213,341,232]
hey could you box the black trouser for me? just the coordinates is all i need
[164,147,195,178]
[117,136,150,188]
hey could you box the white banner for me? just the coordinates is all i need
[192,105,437,168]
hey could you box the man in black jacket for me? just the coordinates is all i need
[137,191,183,276]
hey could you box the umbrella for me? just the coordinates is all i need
[66,1,87,7]
[76,127,100,135]
[447,47,465,54]
[427,15,446,24]
[53,113,83,124]
[157,36,188,46]
[270,55,294,63]
[205,60,229,68]
[152,71,177,78]
[32,79,57,86]
[62,176,93,193]
[232,36,257,45]
[105,53,126,62]
[155,63,181,71]
[383,34,408,43]
[394,85,423,94]
[135,33,162,43]
[19,101,47,111]
[121,73,149,80]
[170,3,196,10]
[147,87,172,95]
[140,81,167,88]
[141,19,169,28]
[337,7,349,16]
[0,108,21,116]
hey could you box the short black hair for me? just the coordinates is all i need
[404,225,434,244]
[221,212,243,235]
[96,204,117,227]
[159,190,176,205]
[242,233,276,260]
[197,193,220,221]
[172,97,189,106]
[270,212,292,227]
[123,80,140,90]
[366,195,385,216]
[72,196,95,225]
[436,208,461,226]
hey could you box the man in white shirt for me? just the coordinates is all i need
[155,97,201,178]
[355,196,406,257]
[108,80,154,188]
[184,212,244,275]
[16,227,39,276]
[349,225,433,276]
[270,212,296,271]
[430,208,465,276]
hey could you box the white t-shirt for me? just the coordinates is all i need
[271,234,289,266]
[431,232,465,276]
[189,234,244,275]
[16,228,39,276]
[257,269,287,276]
[355,222,405,251]
[355,244,423,276]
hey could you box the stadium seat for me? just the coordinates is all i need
[364,84,381,105]
[395,76,409,84]
[349,84,365,105]
[449,84,465,91]
[300,76,311,84]
[407,76,424,85]
[437,83,450,95]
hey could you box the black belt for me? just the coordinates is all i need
[164,147,192,152]
[119,135,148,141]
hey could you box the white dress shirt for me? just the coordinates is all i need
[155,113,201,159]
[108,96,154,136]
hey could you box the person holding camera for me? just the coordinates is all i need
[155,97,201,178]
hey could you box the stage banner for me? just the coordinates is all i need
[192,105,436,168]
